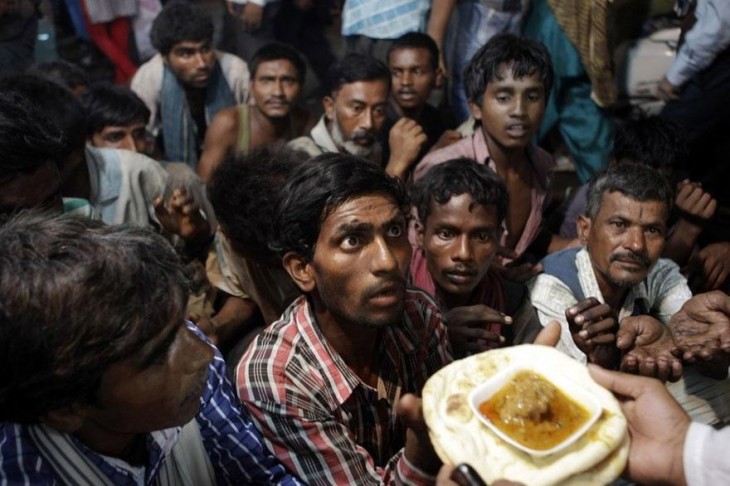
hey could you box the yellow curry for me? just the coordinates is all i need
[479,370,590,451]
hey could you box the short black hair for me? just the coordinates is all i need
[0,90,66,181]
[613,115,689,170]
[586,163,673,220]
[27,60,89,93]
[208,145,306,259]
[81,85,151,136]
[326,53,391,94]
[0,212,188,424]
[412,158,508,225]
[0,74,86,158]
[150,0,214,55]
[250,42,307,83]
[388,32,440,71]
[272,153,406,260]
[465,33,553,106]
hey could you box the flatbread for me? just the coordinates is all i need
[422,344,629,486]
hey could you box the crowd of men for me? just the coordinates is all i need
[1,0,730,484]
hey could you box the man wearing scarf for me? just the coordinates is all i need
[132,0,250,169]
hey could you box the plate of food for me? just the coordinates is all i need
[422,344,629,485]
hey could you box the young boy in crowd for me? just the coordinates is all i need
[415,33,575,281]
[410,158,542,358]
[382,32,459,163]
[82,84,151,154]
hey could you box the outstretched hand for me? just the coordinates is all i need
[565,297,619,369]
[669,291,730,365]
[617,315,682,382]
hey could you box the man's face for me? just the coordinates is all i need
[164,40,216,89]
[81,315,214,435]
[304,194,411,329]
[324,80,388,157]
[251,59,301,119]
[417,194,501,304]
[469,63,546,152]
[0,160,63,216]
[578,191,668,293]
[89,121,147,153]
[388,47,439,111]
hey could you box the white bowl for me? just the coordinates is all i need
[468,363,602,457]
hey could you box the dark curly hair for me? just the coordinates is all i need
[150,0,214,55]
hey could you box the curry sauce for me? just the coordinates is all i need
[479,371,590,451]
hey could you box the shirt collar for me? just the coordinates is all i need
[471,126,553,190]
[291,294,418,408]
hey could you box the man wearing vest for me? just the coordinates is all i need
[528,163,730,425]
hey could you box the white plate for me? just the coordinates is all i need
[468,363,602,457]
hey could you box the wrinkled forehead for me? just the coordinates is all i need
[321,192,403,228]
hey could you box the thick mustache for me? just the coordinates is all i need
[610,252,650,267]
[361,276,406,300]
[350,129,375,142]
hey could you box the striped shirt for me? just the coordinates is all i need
[0,322,301,485]
[236,291,453,485]
[341,0,430,39]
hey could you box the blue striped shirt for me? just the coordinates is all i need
[0,323,301,485]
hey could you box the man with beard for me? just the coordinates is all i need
[131,0,250,168]
[197,43,314,183]
[288,54,427,180]
[528,163,730,425]
[236,154,452,484]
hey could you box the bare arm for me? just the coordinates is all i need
[427,0,457,74]
[197,107,240,183]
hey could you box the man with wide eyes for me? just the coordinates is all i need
[131,0,250,168]
[237,153,452,484]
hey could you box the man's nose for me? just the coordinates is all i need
[401,71,413,86]
[194,52,207,68]
[119,134,136,152]
[625,226,646,253]
[370,236,400,274]
[452,235,473,262]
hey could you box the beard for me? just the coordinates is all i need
[330,114,376,158]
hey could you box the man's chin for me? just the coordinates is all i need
[342,141,374,158]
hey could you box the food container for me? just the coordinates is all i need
[468,363,602,457]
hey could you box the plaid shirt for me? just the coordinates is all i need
[236,290,453,485]
[0,322,300,485]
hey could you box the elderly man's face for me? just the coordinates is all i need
[324,80,388,158]
[164,40,216,89]
[578,191,668,294]
[297,193,411,330]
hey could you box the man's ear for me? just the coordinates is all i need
[282,252,316,293]
[468,100,482,121]
[323,95,335,121]
[576,214,591,245]
[42,405,88,433]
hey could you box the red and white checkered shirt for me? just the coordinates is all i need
[236,290,452,485]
